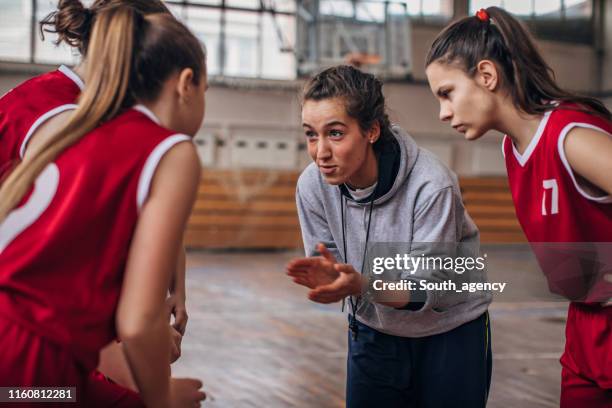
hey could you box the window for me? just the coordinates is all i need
[0,0,297,80]
[320,0,453,20]
[297,0,416,79]
[0,0,32,62]
[469,0,593,43]
[166,1,297,79]
[179,6,223,76]
[469,0,592,19]
[261,13,296,79]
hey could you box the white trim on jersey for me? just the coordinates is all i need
[58,65,85,91]
[501,135,507,158]
[19,104,78,159]
[0,164,60,253]
[133,104,161,125]
[511,110,552,167]
[557,122,612,204]
[136,135,192,210]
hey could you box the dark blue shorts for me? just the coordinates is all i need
[347,312,492,408]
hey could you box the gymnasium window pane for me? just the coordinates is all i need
[564,0,591,18]
[261,13,296,79]
[469,0,502,14]
[224,11,259,77]
[184,6,222,76]
[171,3,296,79]
[0,0,31,62]
[404,0,421,16]
[356,2,386,22]
[505,1,532,16]
[187,0,222,6]
[470,0,592,19]
[388,3,408,16]
[428,0,453,17]
[320,0,354,18]
[226,0,260,9]
[534,0,562,17]
[270,0,296,13]
[422,0,442,15]
[391,0,452,18]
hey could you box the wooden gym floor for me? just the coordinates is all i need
[173,248,567,408]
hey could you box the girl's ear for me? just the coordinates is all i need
[368,121,381,144]
[475,60,499,92]
[176,68,195,103]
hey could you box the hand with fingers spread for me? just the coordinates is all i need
[308,263,362,304]
[286,243,340,289]
[286,243,363,304]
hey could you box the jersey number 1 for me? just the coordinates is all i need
[542,178,559,216]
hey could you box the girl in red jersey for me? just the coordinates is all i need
[425,6,612,407]
[1,0,188,330]
[0,1,188,400]
[1,1,167,176]
[0,6,206,408]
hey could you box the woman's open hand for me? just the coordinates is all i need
[286,243,362,304]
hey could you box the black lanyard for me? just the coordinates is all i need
[340,191,375,340]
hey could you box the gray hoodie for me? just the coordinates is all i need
[296,125,491,337]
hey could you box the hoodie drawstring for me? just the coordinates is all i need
[341,192,376,340]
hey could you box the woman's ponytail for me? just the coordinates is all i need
[426,6,611,120]
[0,6,143,222]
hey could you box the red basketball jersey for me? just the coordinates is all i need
[0,105,190,370]
[503,105,612,301]
[0,65,82,177]
[503,106,612,242]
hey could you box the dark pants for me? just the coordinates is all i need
[346,312,492,408]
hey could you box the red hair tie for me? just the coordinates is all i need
[476,8,490,22]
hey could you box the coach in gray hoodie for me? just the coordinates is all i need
[286,66,492,408]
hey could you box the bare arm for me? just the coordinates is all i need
[564,127,612,196]
[97,341,138,392]
[116,141,203,408]
[168,244,188,335]
[97,322,184,392]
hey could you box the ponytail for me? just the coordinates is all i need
[40,0,170,56]
[0,6,141,222]
[426,7,611,120]
[1,7,206,223]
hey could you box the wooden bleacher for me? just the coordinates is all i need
[185,170,525,249]
[459,177,526,243]
[185,170,302,249]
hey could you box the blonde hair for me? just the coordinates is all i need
[0,7,206,222]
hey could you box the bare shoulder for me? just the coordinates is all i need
[158,140,200,173]
[564,126,612,153]
[563,126,612,196]
[153,141,200,187]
